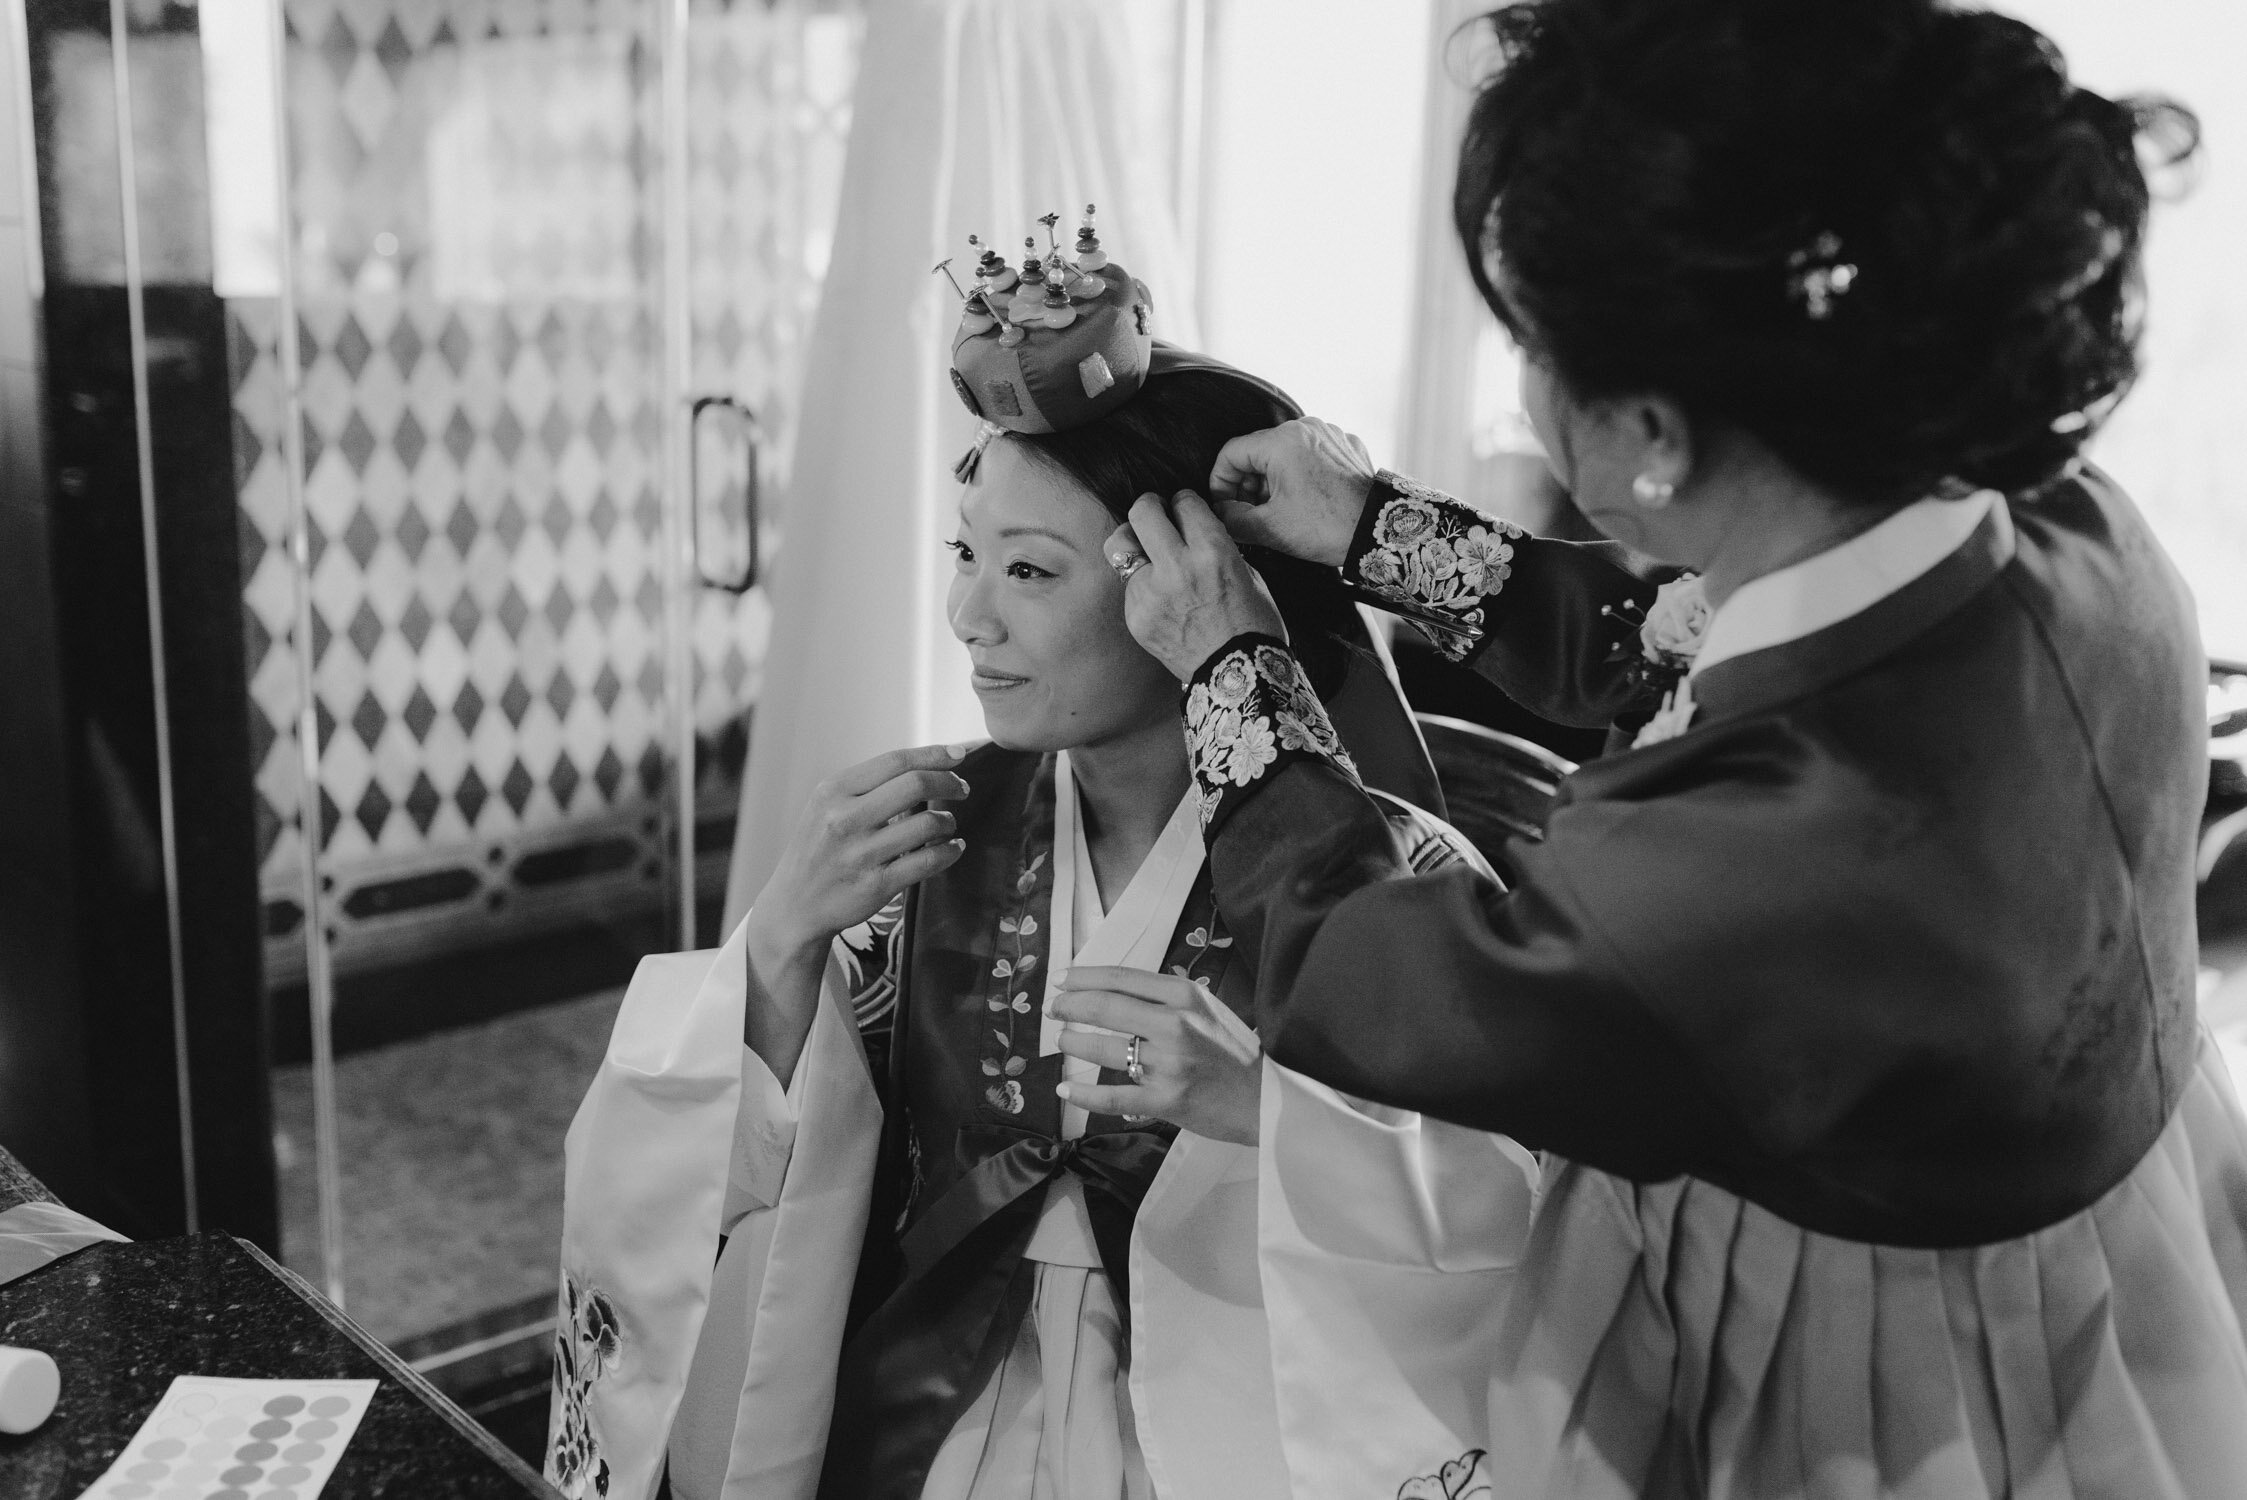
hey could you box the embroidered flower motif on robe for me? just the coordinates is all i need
[546,1269,623,1498]
[1343,472,1523,661]
[980,851,1046,1113]
[1397,1448,1490,1500]
[1185,634,1359,828]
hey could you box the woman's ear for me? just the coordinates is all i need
[1622,393,1695,505]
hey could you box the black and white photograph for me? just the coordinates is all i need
[1,0,2243,1496]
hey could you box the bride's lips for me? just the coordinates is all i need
[972,667,1030,692]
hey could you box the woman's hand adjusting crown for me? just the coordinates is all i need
[1205,417,1378,568]
[1108,491,1285,682]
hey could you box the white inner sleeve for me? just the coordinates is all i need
[719,941,863,1228]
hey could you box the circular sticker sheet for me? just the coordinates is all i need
[76,1376,377,1500]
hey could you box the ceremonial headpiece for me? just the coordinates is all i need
[934,211,1444,808]
[941,206,1160,481]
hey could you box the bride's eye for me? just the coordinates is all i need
[945,539,973,564]
[1005,560,1053,581]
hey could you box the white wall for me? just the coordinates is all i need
[1987,3,2246,656]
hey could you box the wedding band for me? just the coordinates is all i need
[1108,550,1148,582]
[1125,1034,1146,1084]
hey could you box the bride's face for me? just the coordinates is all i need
[947,438,1181,753]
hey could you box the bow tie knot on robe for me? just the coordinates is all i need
[902,1124,1172,1293]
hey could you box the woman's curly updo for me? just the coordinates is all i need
[1455,0,2200,505]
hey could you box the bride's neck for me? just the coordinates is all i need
[1069,713,1193,902]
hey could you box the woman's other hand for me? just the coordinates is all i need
[1205,417,1377,568]
[741,744,970,1081]
[1051,965,1263,1146]
[1107,491,1286,682]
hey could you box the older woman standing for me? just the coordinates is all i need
[1103,0,2246,1495]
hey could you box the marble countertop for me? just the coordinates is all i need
[0,1233,554,1498]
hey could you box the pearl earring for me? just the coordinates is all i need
[1631,474,1675,507]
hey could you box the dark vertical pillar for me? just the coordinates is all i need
[151,277,275,1246]
[1,0,274,1247]
[0,0,94,1239]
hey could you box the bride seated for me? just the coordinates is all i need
[549,235,1537,1500]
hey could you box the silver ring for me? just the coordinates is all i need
[1125,1034,1146,1084]
[1122,1113,1150,1123]
[1108,550,1148,582]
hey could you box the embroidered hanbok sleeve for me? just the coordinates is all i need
[1342,471,1663,728]
[1185,639,1751,1184]
[1184,634,1361,833]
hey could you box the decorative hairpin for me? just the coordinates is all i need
[953,419,1005,484]
[2049,215,2125,305]
[1785,231,1858,320]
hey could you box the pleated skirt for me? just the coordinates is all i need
[1492,1032,2247,1499]
[921,1262,1153,1500]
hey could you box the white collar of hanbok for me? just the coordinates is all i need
[1049,749,1205,961]
[1689,490,2007,679]
[1037,748,1205,1067]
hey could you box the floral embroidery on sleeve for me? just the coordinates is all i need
[546,1268,622,1498]
[1344,471,1523,662]
[1183,634,1359,831]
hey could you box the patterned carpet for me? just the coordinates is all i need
[270,987,624,1346]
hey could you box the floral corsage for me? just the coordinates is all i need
[1605,574,1709,748]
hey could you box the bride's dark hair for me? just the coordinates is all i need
[1012,368,1364,697]
[1455,0,2201,506]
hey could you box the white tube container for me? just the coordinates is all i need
[0,1344,59,1434]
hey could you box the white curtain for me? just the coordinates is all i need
[1392,2,1550,521]
[724,0,1198,931]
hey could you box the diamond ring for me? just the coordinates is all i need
[1108,550,1148,582]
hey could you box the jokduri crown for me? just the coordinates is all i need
[940,206,1154,480]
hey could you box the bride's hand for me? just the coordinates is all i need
[1051,966,1263,1146]
[747,743,972,970]
[743,745,970,1084]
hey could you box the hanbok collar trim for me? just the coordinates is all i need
[1691,491,2002,678]
[1038,751,1204,1062]
[1041,749,1205,1142]
[1690,494,2016,725]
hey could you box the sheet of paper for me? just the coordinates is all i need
[75,1375,378,1500]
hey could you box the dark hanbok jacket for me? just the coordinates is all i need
[1199,467,2207,1247]
[1178,467,2247,1496]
